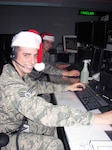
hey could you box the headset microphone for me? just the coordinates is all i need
[10,50,25,68]
[13,60,25,68]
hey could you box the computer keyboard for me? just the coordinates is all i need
[75,85,108,111]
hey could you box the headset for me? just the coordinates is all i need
[10,47,25,68]
[10,47,17,60]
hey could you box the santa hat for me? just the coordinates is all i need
[41,32,55,42]
[11,29,45,71]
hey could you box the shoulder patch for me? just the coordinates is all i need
[18,88,33,98]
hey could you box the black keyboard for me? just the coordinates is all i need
[75,85,108,111]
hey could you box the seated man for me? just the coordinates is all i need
[29,32,80,102]
[40,32,70,70]
[0,30,112,150]
[29,32,80,81]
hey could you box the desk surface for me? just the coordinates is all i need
[49,75,112,150]
[55,91,112,150]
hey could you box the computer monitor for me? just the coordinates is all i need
[76,47,103,75]
[63,35,78,53]
[75,21,108,48]
[92,21,108,48]
[101,49,112,72]
[75,22,92,46]
[91,48,104,74]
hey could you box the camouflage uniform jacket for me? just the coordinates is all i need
[0,64,94,133]
[29,51,63,80]
[42,51,62,75]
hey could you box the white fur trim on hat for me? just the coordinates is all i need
[34,62,45,71]
[11,31,42,49]
[43,35,55,42]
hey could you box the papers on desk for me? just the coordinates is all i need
[72,140,112,150]
[65,126,111,150]
[89,140,112,150]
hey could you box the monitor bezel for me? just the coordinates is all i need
[63,35,78,53]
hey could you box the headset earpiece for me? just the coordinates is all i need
[10,48,17,60]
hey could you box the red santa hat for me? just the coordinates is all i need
[28,29,45,71]
[41,32,55,42]
[11,29,45,71]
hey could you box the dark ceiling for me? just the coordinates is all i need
[0,0,112,11]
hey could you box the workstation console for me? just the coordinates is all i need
[49,72,112,150]
[49,47,112,150]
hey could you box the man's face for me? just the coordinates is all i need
[42,40,54,52]
[13,47,38,77]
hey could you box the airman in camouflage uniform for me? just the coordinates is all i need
[29,32,80,80]
[29,32,80,103]
[0,64,93,150]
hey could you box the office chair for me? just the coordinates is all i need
[0,116,26,150]
[0,133,9,150]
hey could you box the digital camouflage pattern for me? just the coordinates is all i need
[0,64,94,150]
[29,51,62,80]
[42,51,63,75]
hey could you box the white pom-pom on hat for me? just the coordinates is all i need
[34,62,45,72]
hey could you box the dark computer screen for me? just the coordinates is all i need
[100,56,112,100]
[99,50,112,100]
[75,48,94,74]
[76,47,103,75]
[76,48,93,64]
[92,21,108,48]
[101,50,112,72]
[91,48,104,74]
[75,21,108,48]
[75,22,93,45]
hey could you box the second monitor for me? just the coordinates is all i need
[63,35,78,53]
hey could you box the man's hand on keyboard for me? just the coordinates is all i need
[93,110,112,125]
[67,82,86,91]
